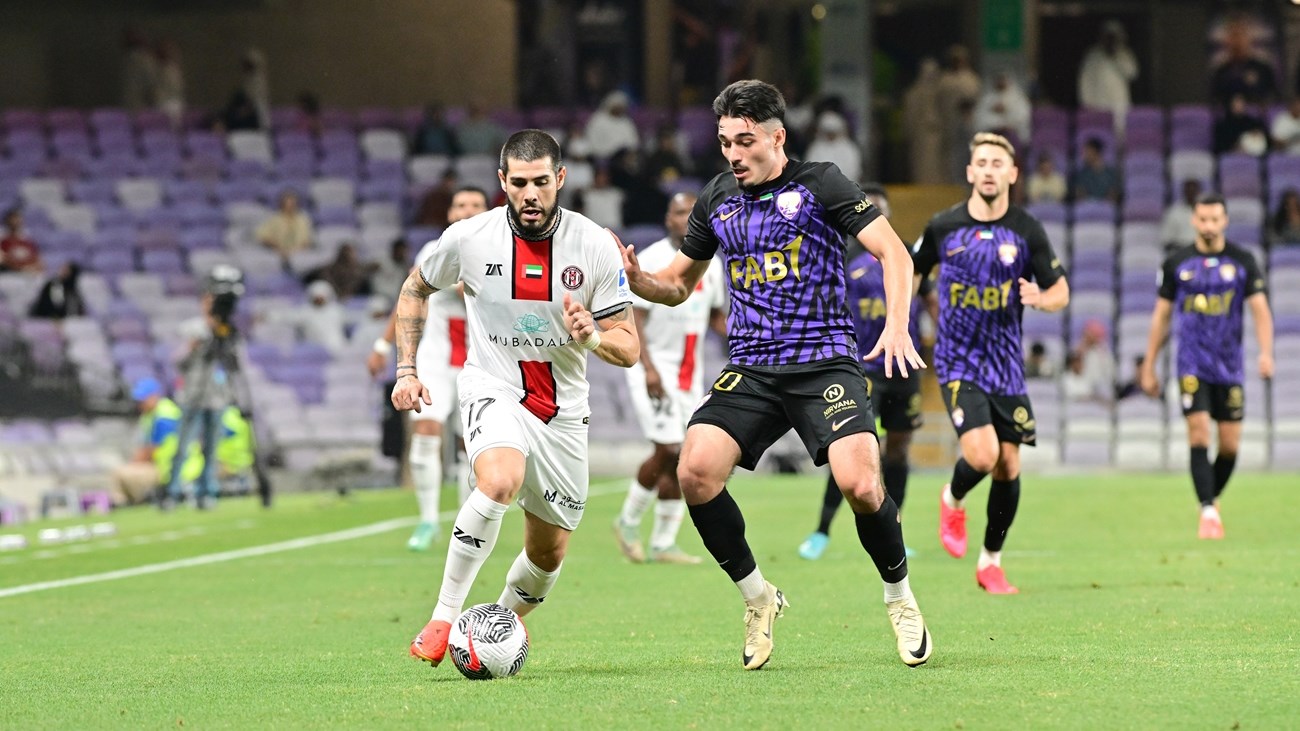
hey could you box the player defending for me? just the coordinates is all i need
[798,185,937,560]
[914,132,1070,594]
[369,187,490,551]
[1139,193,1273,539]
[613,192,727,565]
[392,130,638,668]
[621,80,933,669]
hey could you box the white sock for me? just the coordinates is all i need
[977,547,1001,570]
[942,484,964,510]
[736,568,773,605]
[457,459,473,506]
[883,575,913,604]
[431,489,509,623]
[619,479,657,526]
[498,551,561,618]
[649,498,687,551]
[410,434,443,524]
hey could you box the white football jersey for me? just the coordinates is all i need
[419,207,631,422]
[629,238,726,394]
[414,239,468,368]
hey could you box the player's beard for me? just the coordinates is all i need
[507,199,560,240]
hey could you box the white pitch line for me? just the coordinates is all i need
[0,481,623,600]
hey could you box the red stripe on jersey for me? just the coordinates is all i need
[677,333,698,391]
[518,360,559,423]
[512,235,552,302]
[448,318,467,368]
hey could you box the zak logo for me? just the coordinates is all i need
[485,263,503,276]
[998,243,1018,266]
[776,191,802,220]
[561,265,584,290]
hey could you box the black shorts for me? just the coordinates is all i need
[1179,375,1244,422]
[865,370,923,433]
[940,380,1036,446]
[689,356,878,470]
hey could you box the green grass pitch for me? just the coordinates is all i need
[1,471,1297,730]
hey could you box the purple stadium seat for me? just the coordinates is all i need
[47,108,88,130]
[358,178,404,203]
[1269,249,1300,267]
[315,206,357,226]
[1026,201,1068,224]
[133,109,171,131]
[69,180,118,205]
[175,204,225,228]
[165,180,213,205]
[141,129,181,155]
[90,250,136,274]
[184,131,227,159]
[164,273,199,296]
[215,180,265,205]
[1122,195,1164,222]
[1072,200,1117,224]
[2,109,42,129]
[1224,222,1261,246]
[357,107,401,130]
[316,156,360,177]
[1218,154,1262,198]
[620,224,667,249]
[226,158,270,179]
[275,154,316,179]
[319,108,355,131]
[178,227,223,252]
[140,249,185,273]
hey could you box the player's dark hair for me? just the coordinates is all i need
[1195,192,1227,211]
[454,185,491,208]
[1083,136,1105,153]
[499,129,562,174]
[712,80,786,125]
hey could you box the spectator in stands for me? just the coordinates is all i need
[1211,16,1278,106]
[1026,153,1067,204]
[412,104,460,156]
[413,170,459,227]
[805,111,862,183]
[111,377,196,506]
[1077,20,1138,135]
[1025,342,1057,379]
[293,92,323,136]
[1213,93,1269,156]
[1269,97,1300,154]
[217,90,260,132]
[573,165,624,230]
[122,27,156,112]
[1064,319,1115,404]
[0,209,44,274]
[585,90,641,162]
[610,148,668,226]
[241,48,271,130]
[1115,356,1146,401]
[256,190,314,262]
[1269,188,1300,245]
[371,238,411,300]
[1070,137,1120,202]
[937,45,982,178]
[310,242,376,301]
[28,262,87,320]
[456,100,505,156]
[973,71,1031,144]
[265,280,347,353]
[154,38,185,128]
[1160,178,1202,249]
[902,58,945,184]
[644,123,693,184]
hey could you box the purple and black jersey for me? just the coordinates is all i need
[913,203,1066,396]
[1158,243,1265,384]
[846,250,929,377]
[681,160,882,366]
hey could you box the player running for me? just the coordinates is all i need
[913,132,1070,595]
[613,191,727,565]
[1139,193,1274,539]
[621,80,933,669]
[392,130,638,668]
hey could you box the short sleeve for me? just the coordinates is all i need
[590,229,633,320]
[1026,217,1066,288]
[1157,253,1179,301]
[417,226,462,290]
[816,163,882,237]
[1241,250,1267,297]
[680,190,720,261]
[911,228,939,279]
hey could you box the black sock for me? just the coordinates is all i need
[949,458,988,501]
[1190,447,1215,507]
[984,477,1021,552]
[687,488,756,583]
[1213,453,1237,499]
[882,458,909,510]
[853,496,908,584]
[816,474,845,535]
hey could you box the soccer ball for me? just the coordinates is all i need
[448,603,529,680]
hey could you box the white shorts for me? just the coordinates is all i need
[458,371,589,531]
[413,336,461,423]
[626,363,700,445]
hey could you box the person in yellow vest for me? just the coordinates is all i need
[110,378,203,506]
[216,406,255,481]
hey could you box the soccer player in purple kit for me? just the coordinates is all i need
[798,184,938,561]
[620,80,933,669]
[913,132,1070,595]
[1139,193,1273,540]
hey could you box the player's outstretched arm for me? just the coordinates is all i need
[1139,298,1173,397]
[564,294,639,368]
[857,216,926,378]
[367,264,430,378]
[620,243,709,306]
[1248,293,1275,379]
[390,269,436,412]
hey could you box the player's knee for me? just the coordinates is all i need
[840,473,886,511]
[676,458,722,502]
[965,449,999,474]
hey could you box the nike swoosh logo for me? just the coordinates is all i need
[910,628,929,660]
[719,207,742,221]
[831,415,859,432]
[947,246,965,257]
[888,557,906,571]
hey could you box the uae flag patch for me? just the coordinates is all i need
[524,264,544,278]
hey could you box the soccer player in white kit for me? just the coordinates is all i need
[391,130,639,668]
[613,192,727,564]
[369,187,490,551]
